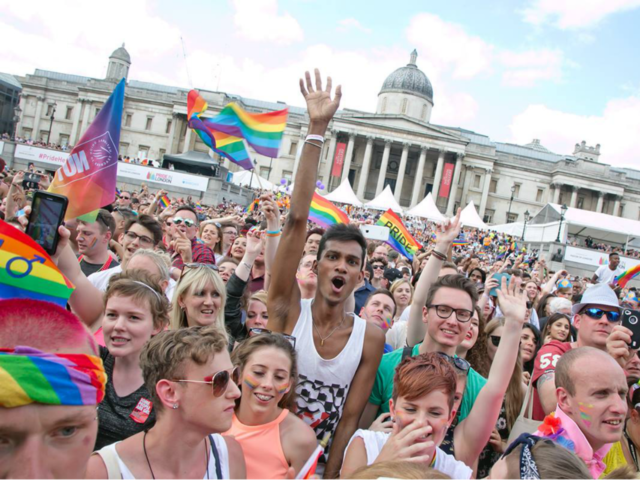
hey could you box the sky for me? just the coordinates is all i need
[2,0,640,168]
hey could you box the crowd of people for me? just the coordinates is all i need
[2,69,640,480]
[3,132,72,151]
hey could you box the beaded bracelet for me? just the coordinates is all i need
[431,250,447,261]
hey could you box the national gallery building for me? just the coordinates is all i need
[10,46,640,225]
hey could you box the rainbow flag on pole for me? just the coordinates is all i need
[0,220,75,306]
[246,199,259,213]
[376,209,422,260]
[49,79,125,221]
[309,192,349,228]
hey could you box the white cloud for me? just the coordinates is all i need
[522,0,640,29]
[508,96,640,168]
[337,18,372,33]
[499,49,564,87]
[232,0,303,45]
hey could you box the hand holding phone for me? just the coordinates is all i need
[26,191,68,255]
[621,309,640,350]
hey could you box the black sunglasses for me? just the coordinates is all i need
[249,327,296,348]
[490,335,501,347]
[437,352,470,373]
[581,308,620,322]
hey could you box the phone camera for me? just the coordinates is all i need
[630,316,639,326]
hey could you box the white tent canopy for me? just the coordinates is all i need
[490,222,525,237]
[460,201,488,230]
[324,178,363,206]
[231,170,276,190]
[365,185,403,213]
[406,193,445,222]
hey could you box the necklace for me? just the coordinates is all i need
[143,429,210,479]
[312,313,346,347]
[624,425,639,470]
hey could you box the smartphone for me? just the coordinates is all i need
[26,191,69,255]
[360,225,389,242]
[22,172,41,190]
[621,309,640,350]
[489,272,512,297]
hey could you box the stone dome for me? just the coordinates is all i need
[379,49,433,102]
[110,44,131,64]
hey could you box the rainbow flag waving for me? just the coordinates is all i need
[615,264,640,288]
[158,194,170,208]
[309,192,349,228]
[376,209,422,261]
[49,79,125,221]
[0,220,75,307]
[187,90,254,171]
[204,102,288,158]
[453,234,468,247]
[246,199,259,213]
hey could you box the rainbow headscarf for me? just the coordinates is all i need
[0,346,106,408]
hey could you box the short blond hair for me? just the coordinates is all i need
[139,325,228,414]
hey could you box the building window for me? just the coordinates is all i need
[507,213,518,224]
[484,209,494,224]
[577,196,585,209]
[260,167,271,179]
[23,128,32,140]
[536,188,544,203]
[59,134,70,147]
[381,97,387,113]
[145,117,153,131]
[401,99,408,114]
[421,104,427,120]
[138,145,150,158]
[473,174,481,189]
[46,104,54,116]
[289,141,298,156]
[65,106,73,120]
[282,170,293,182]
[158,149,166,159]
[513,184,521,198]
[39,130,49,142]
[165,119,172,134]
[489,179,497,193]
[120,143,129,155]
[125,113,132,127]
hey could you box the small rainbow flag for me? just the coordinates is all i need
[615,264,640,288]
[309,192,349,228]
[0,220,75,306]
[158,195,170,208]
[376,209,422,261]
[247,199,259,213]
[296,434,330,479]
[453,235,468,247]
[115,187,121,197]
[194,201,203,211]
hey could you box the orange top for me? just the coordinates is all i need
[226,409,290,479]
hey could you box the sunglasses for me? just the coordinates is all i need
[249,327,296,348]
[179,262,219,281]
[490,335,501,347]
[172,217,196,227]
[172,367,239,397]
[581,308,621,322]
[437,352,470,373]
[372,265,384,270]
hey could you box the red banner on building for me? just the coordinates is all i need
[331,142,347,177]
[439,163,455,198]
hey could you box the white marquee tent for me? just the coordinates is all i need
[231,170,276,190]
[364,185,403,213]
[324,179,363,206]
[460,201,488,230]
[406,193,445,222]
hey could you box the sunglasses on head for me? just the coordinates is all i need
[249,327,296,348]
[179,262,219,280]
[172,367,239,397]
[172,217,195,227]
[437,352,470,373]
[490,335,501,347]
[581,308,621,322]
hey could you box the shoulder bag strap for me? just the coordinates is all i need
[209,435,223,480]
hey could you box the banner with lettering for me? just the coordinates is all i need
[49,79,125,220]
[331,142,347,177]
[439,163,455,198]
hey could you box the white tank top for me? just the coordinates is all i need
[96,434,230,479]
[292,299,366,468]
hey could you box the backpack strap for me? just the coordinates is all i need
[93,448,123,479]
[401,345,413,362]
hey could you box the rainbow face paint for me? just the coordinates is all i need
[382,316,394,330]
[276,381,290,395]
[578,402,594,428]
[243,373,260,390]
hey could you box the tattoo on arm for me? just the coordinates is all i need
[537,372,555,387]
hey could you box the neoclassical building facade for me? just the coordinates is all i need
[12,46,640,225]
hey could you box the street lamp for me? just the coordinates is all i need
[555,204,568,243]
[522,210,530,240]
[507,184,516,223]
[12,105,22,140]
[46,102,57,144]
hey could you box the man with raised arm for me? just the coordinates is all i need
[267,69,384,478]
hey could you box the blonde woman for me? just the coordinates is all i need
[200,221,224,263]
[389,279,413,322]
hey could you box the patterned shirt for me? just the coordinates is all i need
[171,237,216,269]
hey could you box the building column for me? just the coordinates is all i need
[613,196,622,217]
[595,191,604,213]
[320,130,338,187]
[69,98,84,146]
[292,132,306,177]
[570,186,578,208]
[394,143,410,202]
[166,113,179,154]
[182,121,193,153]
[356,136,374,198]
[460,165,472,207]
[552,183,561,204]
[32,95,45,140]
[78,99,92,142]
[446,154,464,216]
[340,133,356,184]
[410,146,428,207]
[431,150,446,199]
[376,141,392,195]
[479,168,492,217]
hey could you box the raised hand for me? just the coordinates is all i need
[260,195,279,224]
[496,275,527,324]
[435,208,462,246]
[607,325,637,368]
[245,228,265,257]
[299,69,342,125]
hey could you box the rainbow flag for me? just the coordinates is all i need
[295,434,330,479]
[246,199,259,213]
[309,192,349,228]
[49,79,124,221]
[615,264,640,288]
[376,209,422,261]
[158,195,170,208]
[453,235,468,247]
[0,220,75,306]
[204,102,288,158]
[194,201,203,211]
[187,90,254,170]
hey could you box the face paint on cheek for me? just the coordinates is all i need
[243,373,260,390]
[381,316,393,330]
[276,381,290,395]
[578,402,594,428]
[89,238,98,249]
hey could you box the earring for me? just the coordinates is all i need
[172,404,179,409]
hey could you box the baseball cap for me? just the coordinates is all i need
[383,268,403,284]
[556,278,573,289]
[571,283,620,316]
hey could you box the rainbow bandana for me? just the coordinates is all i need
[0,346,106,408]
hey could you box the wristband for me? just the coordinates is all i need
[266,232,282,237]
[266,229,281,235]
[305,140,322,149]
[431,250,447,261]
[306,134,325,143]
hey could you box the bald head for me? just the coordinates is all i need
[556,347,621,396]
